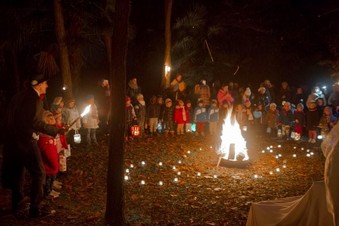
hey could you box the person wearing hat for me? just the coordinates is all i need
[1,73,67,218]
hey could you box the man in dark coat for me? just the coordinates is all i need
[1,74,65,218]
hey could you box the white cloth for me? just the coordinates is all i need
[246,123,339,226]
[246,181,333,226]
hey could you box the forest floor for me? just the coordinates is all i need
[0,130,325,225]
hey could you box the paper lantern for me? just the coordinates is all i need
[130,125,140,137]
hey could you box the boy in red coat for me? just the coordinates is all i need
[38,111,60,197]
[174,99,189,135]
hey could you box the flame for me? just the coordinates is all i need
[81,105,91,117]
[219,108,249,161]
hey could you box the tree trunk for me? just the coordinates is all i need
[105,0,130,225]
[102,29,113,78]
[162,0,172,89]
[54,0,73,99]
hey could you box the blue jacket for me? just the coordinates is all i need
[193,106,207,122]
[208,107,219,122]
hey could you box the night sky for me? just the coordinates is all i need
[128,0,338,98]
[0,0,338,100]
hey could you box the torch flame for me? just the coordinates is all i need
[219,108,249,161]
[81,105,91,117]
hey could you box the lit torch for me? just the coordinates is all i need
[68,104,91,128]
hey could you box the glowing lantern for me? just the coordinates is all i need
[130,124,140,137]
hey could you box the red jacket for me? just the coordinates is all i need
[38,133,59,175]
[175,106,189,124]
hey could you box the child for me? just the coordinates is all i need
[293,103,305,141]
[234,103,247,129]
[253,103,265,136]
[134,94,146,137]
[125,96,136,141]
[157,95,165,133]
[244,99,254,131]
[162,98,175,135]
[54,112,69,155]
[63,97,81,147]
[278,101,294,139]
[51,96,65,115]
[38,111,60,198]
[193,99,207,136]
[318,106,337,138]
[174,99,188,135]
[146,95,161,136]
[82,95,99,146]
[208,99,219,135]
[305,101,321,143]
[266,103,279,137]
[185,100,194,133]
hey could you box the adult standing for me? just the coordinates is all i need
[1,74,65,218]
[95,79,111,129]
[217,84,234,108]
[126,77,142,105]
[170,73,187,101]
[194,79,211,107]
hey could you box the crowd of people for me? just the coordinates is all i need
[1,75,106,218]
[1,72,339,219]
[125,75,339,144]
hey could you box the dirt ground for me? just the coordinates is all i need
[0,130,325,225]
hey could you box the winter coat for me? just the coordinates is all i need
[266,109,279,129]
[208,106,219,122]
[162,106,175,123]
[147,103,161,119]
[279,109,294,126]
[63,106,81,130]
[126,104,136,124]
[174,106,189,124]
[193,106,207,122]
[294,111,305,127]
[306,109,321,130]
[186,106,194,123]
[217,89,234,107]
[82,104,99,129]
[127,81,141,105]
[38,133,59,175]
[134,101,146,123]
[195,84,211,106]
